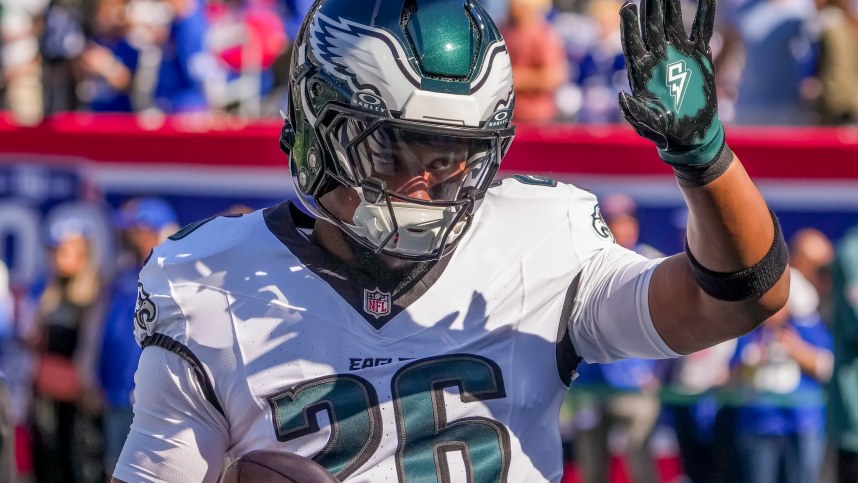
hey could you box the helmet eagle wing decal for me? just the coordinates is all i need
[310,12,421,111]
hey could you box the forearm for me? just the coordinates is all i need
[682,152,790,317]
[649,154,789,354]
[682,154,774,272]
[104,65,132,91]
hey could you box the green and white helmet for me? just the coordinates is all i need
[280,0,516,261]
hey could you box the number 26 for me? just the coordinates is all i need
[267,354,511,482]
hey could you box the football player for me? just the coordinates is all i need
[112,0,789,481]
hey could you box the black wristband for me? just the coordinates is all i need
[685,211,788,301]
[672,143,734,188]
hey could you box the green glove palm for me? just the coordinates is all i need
[619,0,724,167]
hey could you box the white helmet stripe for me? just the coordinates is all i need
[470,42,514,122]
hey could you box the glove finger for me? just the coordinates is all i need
[642,0,667,55]
[619,91,667,146]
[665,0,689,45]
[620,2,646,55]
[620,3,649,93]
[691,0,716,46]
[618,91,656,126]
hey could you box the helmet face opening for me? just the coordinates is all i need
[324,109,512,203]
[313,104,513,261]
[285,0,516,260]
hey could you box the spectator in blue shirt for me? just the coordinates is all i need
[153,0,214,113]
[733,0,817,124]
[732,294,833,483]
[570,0,626,124]
[78,0,139,112]
[99,197,178,478]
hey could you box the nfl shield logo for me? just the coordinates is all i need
[363,288,391,319]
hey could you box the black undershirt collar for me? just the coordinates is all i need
[263,202,452,330]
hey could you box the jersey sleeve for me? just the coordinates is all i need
[570,245,678,363]
[503,180,679,364]
[113,347,229,483]
[563,188,679,363]
[493,180,678,363]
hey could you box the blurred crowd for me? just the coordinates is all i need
[0,0,300,124]
[1,0,857,126]
[0,197,181,482]
[0,193,857,483]
[505,0,858,125]
[0,197,256,482]
[560,195,856,483]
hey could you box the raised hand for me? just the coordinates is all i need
[618,0,725,169]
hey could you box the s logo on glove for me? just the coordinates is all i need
[667,60,690,110]
[618,0,725,167]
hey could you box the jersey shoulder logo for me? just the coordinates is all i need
[591,205,615,242]
[667,60,692,111]
[363,288,391,319]
[135,282,157,331]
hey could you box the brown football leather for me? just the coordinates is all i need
[220,450,340,483]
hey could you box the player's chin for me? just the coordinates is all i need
[385,249,426,267]
[366,248,425,272]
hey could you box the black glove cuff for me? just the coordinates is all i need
[684,210,788,301]
[672,143,734,188]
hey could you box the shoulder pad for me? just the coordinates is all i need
[488,176,589,201]
[154,213,256,267]
[134,212,257,346]
[484,177,616,253]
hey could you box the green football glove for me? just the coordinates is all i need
[618,0,725,169]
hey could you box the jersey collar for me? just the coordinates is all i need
[263,202,453,330]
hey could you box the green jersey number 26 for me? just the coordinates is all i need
[267,354,511,482]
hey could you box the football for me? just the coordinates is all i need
[220,450,340,483]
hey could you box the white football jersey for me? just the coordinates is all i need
[117,177,674,483]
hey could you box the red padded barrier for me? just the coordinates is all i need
[0,113,856,180]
